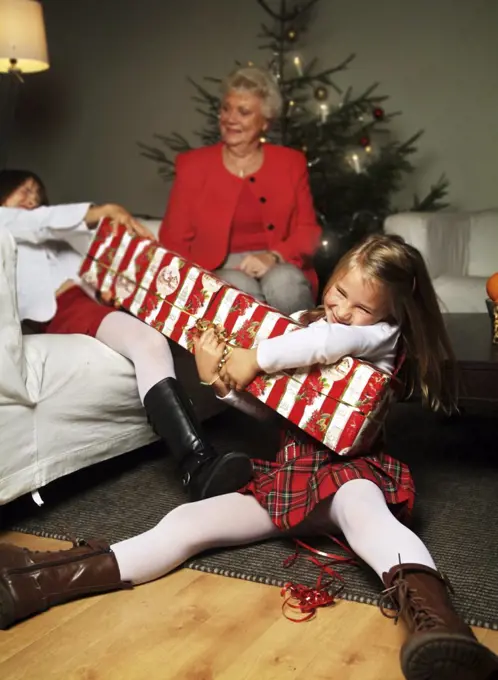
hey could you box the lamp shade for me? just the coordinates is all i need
[0,0,49,73]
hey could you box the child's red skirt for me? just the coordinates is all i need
[45,286,115,338]
[240,428,415,531]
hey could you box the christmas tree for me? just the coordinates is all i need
[139,0,448,282]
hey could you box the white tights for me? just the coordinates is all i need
[112,479,436,586]
[96,311,176,402]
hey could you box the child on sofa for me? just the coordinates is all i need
[1,232,497,680]
[0,169,253,501]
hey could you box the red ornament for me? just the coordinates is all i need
[373,107,385,120]
[359,136,370,148]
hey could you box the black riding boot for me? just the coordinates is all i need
[143,377,253,501]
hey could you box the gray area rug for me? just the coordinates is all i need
[2,404,497,629]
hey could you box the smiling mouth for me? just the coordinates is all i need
[330,310,347,325]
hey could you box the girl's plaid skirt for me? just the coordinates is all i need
[240,428,415,531]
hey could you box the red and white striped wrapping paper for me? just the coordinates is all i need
[79,220,395,455]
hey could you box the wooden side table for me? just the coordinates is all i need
[444,314,498,410]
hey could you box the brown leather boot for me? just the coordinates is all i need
[381,563,498,680]
[0,539,132,629]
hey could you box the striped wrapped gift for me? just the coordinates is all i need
[79,219,395,456]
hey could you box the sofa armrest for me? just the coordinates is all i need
[384,212,471,278]
[0,228,30,404]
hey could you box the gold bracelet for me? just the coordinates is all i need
[200,374,220,387]
[216,345,233,373]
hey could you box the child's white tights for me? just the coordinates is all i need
[112,478,435,586]
[96,311,176,402]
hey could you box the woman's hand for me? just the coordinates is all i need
[86,204,156,240]
[239,252,278,279]
[194,329,227,394]
[219,347,260,391]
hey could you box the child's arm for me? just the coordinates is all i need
[0,204,92,244]
[221,323,398,389]
[194,330,273,422]
[0,204,153,246]
[256,323,396,373]
[216,388,275,422]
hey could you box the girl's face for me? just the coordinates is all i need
[324,266,392,327]
[2,178,42,209]
[219,89,268,148]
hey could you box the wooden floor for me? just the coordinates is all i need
[1,533,497,680]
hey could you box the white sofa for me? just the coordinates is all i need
[384,209,498,313]
[0,222,223,507]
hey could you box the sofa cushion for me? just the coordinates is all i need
[23,333,157,489]
[467,210,498,277]
[433,275,488,313]
[384,212,471,279]
[21,333,225,489]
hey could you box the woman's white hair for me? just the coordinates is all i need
[221,66,283,120]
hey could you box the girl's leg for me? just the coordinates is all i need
[327,478,435,578]
[0,493,279,629]
[112,493,280,584]
[325,479,497,680]
[96,311,175,402]
[95,311,253,500]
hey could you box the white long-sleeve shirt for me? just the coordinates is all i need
[0,204,92,322]
[221,318,400,420]
[257,318,399,375]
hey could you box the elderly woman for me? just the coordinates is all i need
[159,66,321,315]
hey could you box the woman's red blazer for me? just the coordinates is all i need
[159,142,321,297]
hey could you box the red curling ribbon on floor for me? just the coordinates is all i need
[280,535,357,622]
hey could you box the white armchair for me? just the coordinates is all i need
[384,210,498,313]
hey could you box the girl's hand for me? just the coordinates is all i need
[194,329,225,386]
[219,347,260,390]
[239,252,278,279]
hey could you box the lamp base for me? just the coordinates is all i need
[0,71,22,169]
[7,59,23,83]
